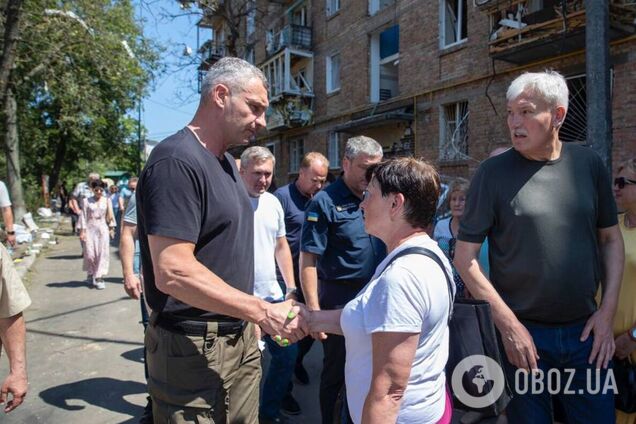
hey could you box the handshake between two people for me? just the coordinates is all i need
[258,300,334,347]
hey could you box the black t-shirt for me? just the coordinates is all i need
[136,128,254,318]
[458,144,617,325]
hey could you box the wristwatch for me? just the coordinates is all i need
[6,230,15,235]
[629,326,636,343]
[286,287,298,296]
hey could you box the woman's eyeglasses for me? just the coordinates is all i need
[93,188,103,193]
[614,177,636,189]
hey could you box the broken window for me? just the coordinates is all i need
[440,101,469,161]
[441,0,467,47]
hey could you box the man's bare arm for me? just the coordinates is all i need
[274,236,296,291]
[581,224,624,368]
[455,240,539,371]
[149,235,308,341]
[120,222,141,300]
[1,206,15,247]
[0,313,27,412]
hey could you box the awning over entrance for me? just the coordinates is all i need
[334,112,413,133]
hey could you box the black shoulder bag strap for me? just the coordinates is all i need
[378,246,455,324]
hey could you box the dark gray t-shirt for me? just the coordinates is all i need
[137,128,254,319]
[458,144,617,325]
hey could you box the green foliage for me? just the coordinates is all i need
[9,0,163,190]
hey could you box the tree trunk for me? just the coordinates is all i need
[0,0,23,98]
[49,129,68,192]
[0,0,25,221]
[4,87,26,221]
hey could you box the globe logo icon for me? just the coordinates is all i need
[451,355,506,409]
[461,365,495,398]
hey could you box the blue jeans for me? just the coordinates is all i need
[260,334,298,419]
[503,321,615,424]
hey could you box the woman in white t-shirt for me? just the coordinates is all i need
[307,158,453,424]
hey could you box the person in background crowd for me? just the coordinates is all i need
[109,184,124,244]
[611,158,636,424]
[455,70,624,424]
[300,135,385,424]
[274,151,329,414]
[77,179,116,290]
[306,157,454,424]
[136,57,307,423]
[239,146,298,424]
[69,173,100,236]
[0,181,16,248]
[434,178,489,298]
[120,177,138,209]
[0,181,30,413]
[119,192,153,423]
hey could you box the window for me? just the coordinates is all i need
[289,139,305,173]
[265,141,277,158]
[244,46,255,64]
[441,0,467,48]
[326,53,341,93]
[327,0,340,16]
[560,74,587,144]
[369,0,393,15]
[328,133,341,168]
[370,25,399,102]
[246,1,256,37]
[439,101,469,161]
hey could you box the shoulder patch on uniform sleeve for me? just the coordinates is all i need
[307,212,319,222]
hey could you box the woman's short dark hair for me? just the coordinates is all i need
[366,157,441,229]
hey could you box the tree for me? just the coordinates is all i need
[0,0,161,218]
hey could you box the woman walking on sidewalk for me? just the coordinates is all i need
[77,179,116,290]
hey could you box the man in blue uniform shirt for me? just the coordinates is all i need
[300,135,385,424]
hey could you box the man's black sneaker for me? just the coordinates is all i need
[280,392,302,416]
[294,363,310,385]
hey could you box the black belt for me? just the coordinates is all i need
[155,314,245,337]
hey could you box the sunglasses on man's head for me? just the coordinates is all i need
[614,177,636,189]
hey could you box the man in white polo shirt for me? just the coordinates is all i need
[240,146,298,424]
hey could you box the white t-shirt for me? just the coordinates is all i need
[251,192,286,302]
[341,234,453,424]
[0,181,11,208]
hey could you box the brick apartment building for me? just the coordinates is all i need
[191,0,636,185]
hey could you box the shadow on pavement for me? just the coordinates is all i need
[46,254,83,260]
[46,280,91,289]
[39,377,146,418]
[121,347,145,364]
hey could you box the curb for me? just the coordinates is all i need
[12,216,65,280]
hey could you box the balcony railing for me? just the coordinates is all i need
[266,24,312,57]
[482,0,636,64]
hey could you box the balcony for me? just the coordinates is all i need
[198,40,226,70]
[266,24,312,57]
[481,0,636,64]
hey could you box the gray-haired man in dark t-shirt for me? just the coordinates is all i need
[455,71,624,424]
[136,57,309,424]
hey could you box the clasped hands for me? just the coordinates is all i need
[260,300,321,347]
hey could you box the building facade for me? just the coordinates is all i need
[193,0,636,184]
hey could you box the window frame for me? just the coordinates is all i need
[326,53,341,94]
[440,0,468,49]
[288,138,305,174]
[327,132,342,169]
[326,0,340,16]
[439,100,469,161]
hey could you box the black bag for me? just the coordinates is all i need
[613,357,636,413]
[387,246,512,416]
